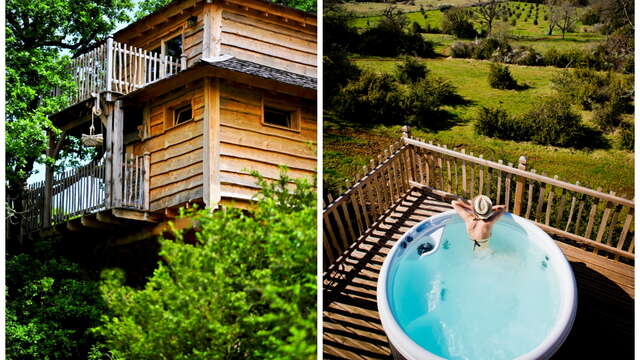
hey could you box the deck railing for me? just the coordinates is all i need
[69,37,183,104]
[22,153,149,231]
[118,153,147,210]
[323,128,635,271]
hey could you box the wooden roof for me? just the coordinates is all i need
[324,188,634,359]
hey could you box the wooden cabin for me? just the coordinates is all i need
[23,0,317,239]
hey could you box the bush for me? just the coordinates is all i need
[360,26,436,57]
[474,37,511,60]
[407,76,459,127]
[521,96,587,148]
[475,107,530,141]
[592,101,623,132]
[488,63,518,89]
[7,251,107,359]
[93,172,317,360]
[533,18,538,25]
[323,50,361,106]
[333,71,406,126]
[510,18,517,26]
[580,7,600,25]
[476,97,594,149]
[615,122,633,150]
[552,68,633,113]
[395,56,429,83]
[510,46,542,65]
[543,47,585,68]
[450,41,475,58]
[411,21,423,33]
[442,8,477,39]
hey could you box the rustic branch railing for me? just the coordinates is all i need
[70,37,182,104]
[323,129,634,271]
[118,153,146,210]
[22,152,149,231]
[49,160,107,226]
[323,141,412,270]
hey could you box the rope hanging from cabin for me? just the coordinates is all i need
[81,93,104,147]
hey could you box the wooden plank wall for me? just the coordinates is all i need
[220,7,317,77]
[219,79,316,202]
[137,81,206,211]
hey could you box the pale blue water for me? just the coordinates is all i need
[388,216,561,360]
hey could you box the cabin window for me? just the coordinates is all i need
[264,107,292,128]
[262,99,301,132]
[174,104,192,125]
[165,35,182,59]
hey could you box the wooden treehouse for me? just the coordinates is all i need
[323,127,634,359]
[22,0,317,241]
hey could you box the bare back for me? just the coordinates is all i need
[451,199,505,242]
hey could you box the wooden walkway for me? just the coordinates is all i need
[323,189,634,359]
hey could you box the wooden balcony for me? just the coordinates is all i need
[323,131,634,359]
[22,153,149,233]
[67,37,184,105]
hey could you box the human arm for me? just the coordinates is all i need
[451,199,475,222]
[486,205,506,224]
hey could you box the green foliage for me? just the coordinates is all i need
[323,50,362,106]
[360,23,436,57]
[520,96,588,148]
[441,8,477,39]
[6,249,107,359]
[615,122,633,151]
[407,76,460,128]
[476,97,595,149]
[93,171,317,359]
[6,0,133,235]
[488,63,518,90]
[333,71,405,126]
[475,107,530,141]
[395,56,429,84]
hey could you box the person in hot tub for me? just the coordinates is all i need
[451,195,505,250]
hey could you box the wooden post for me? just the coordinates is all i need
[203,77,221,208]
[112,100,124,207]
[143,152,150,210]
[401,125,410,140]
[105,103,113,208]
[42,132,55,227]
[180,53,188,70]
[106,36,113,94]
[202,0,223,59]
[513,156,527,216]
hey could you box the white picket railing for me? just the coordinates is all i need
[69,37,183,103]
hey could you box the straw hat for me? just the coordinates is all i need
[472,195,493,220]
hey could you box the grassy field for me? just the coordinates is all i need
[348,1,605,54]
[324,57,634,197]
[340,0,477,16]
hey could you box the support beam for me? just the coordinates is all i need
[110,217,195,246]
[105,103,114,207]
[112,100,124,207]
[81,215,113,229]
[202,0,223,59]
[112,208,161,223]
[96,212,127,225]
[203,77,221,208]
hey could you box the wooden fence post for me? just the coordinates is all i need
[180,53,188,70]
[513,156,527,216]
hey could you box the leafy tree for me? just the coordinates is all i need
[93,171,317,359]
[442,8,477,39]
[6,0,133,244]
[6,247,107,359]
[554,1,578,39]
[474,0,505,36]
[395,56,429,84]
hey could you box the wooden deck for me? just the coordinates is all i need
[323,188,634,359]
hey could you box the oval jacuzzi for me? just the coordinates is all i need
[377,210,577,360]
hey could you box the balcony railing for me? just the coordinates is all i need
[69,38,184,104]
[22,153,148,232]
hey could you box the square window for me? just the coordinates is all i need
[165,35,182,59]
[174,104,192,125]
[264,107,292,128]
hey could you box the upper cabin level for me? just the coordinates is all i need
[68,0,316,105]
